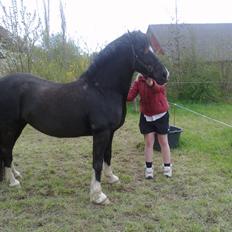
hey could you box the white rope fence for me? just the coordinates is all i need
[168,81,232,85]
[170,102,232,128]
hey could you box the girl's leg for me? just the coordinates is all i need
[144,132,155,179]
[157,134,172,177]
[144,132,155,163]
[157,134,171,164]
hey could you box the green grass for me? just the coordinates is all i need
[1,103,232,232]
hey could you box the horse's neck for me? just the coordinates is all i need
[85,57,134,97]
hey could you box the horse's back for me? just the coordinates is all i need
[0,73,54,122]
[0,73,51,95]
[0,73,55,89]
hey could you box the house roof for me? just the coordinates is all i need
[147,23,232,62]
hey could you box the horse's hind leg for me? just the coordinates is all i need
[0,122,26,187]
[103,132,119,184]
[2,147,20,187]
[11,162,22,179]
[0,149,22,181]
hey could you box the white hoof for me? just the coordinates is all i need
[106,174,120,184]
[90,191,110,205]
[9,179,21,188]
[90,172,110,205]
[5,167,21,188]
[103,162,120,184]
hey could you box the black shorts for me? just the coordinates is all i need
[139,112,169,135]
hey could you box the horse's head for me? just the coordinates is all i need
[128,31,169,85]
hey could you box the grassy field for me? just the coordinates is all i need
[0,103,232,232]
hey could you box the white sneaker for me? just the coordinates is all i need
[163,165,172,177]
[145,167,154,179]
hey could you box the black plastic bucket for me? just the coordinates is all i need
[154,125,183,151]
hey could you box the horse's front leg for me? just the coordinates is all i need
[90,130,111,205]
[103,132,119,184]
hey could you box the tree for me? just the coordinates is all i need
[0,0,41,73]
[42,0,50,50]
[59,0,67,69]
[0,0,92,82]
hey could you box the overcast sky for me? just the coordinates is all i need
[1,0,232,51]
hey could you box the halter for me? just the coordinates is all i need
[128,32,154,73]
[130,43,154,73]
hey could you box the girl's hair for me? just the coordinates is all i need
[135,73,141,81]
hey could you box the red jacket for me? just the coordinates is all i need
[127,75,169,116]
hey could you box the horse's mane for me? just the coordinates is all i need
[80,32,131,79]
[79,30,149,81]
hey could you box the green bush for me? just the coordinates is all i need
[31,34,91,82]
[166,56,224,103]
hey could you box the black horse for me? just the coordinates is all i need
[0,31,168,204]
